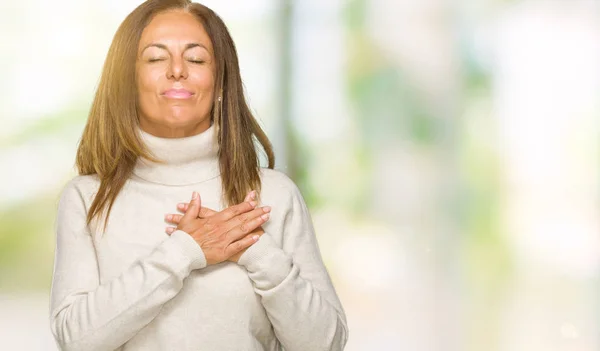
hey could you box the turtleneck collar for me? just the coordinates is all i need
[132,125,220,185]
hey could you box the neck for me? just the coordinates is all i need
[138,119,212,138]
[132,124,220,185]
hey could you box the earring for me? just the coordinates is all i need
[217,96,222,102]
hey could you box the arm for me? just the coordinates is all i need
[49,180,207,351]
[238,182,349,351]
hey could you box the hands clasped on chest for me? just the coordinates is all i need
[164,190,270,265]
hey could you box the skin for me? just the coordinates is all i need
[165,191,266,263]
[136,9,216,138]
[169,191,269,265]
[136,10,267,263]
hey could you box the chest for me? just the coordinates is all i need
[89,181,217,280]
[88,179,284,284]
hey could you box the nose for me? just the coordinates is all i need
[166,57,188,80]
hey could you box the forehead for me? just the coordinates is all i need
[139,10,213,52]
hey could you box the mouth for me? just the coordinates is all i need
[162,89,194,99]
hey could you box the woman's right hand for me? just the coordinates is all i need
[173,191,271,265]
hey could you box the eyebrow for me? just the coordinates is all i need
[141,42,209,53]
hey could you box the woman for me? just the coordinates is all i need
[49,1,348,350]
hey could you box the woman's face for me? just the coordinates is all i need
[136,10,216,138]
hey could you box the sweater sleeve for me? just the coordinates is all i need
[237,182,349,351]
[49,180,207,351]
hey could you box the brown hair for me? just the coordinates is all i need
[76,0,274,228]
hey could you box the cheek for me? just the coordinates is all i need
[137,67,161,93]
[190,69,215,93]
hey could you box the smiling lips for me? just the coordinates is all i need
[162,88,194,99]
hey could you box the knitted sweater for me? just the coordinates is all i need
[49,125,348,351]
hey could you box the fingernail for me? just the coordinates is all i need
[252,235,259,241]
[166,227,173,234]
[263,206,271,213]
[249,201,257,208]
[165,214,172,221]
[261,213,270,220]
[177,203,184,209]
[250,191,256,199]
[192,191,198,200]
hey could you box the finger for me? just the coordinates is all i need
[177,203,188,213]
[225,233,260,258]
[178,202,218,218]
[222,205,270,234]
[198,206,218,218]
[181,192,201,221]
[244,190,256,203]
[217,201,256,222]
[165,214,183,224]
[227,210,271,242]
[166,227,176,235]
[218,206,271,235]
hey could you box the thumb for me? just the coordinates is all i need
[182,191,201,220]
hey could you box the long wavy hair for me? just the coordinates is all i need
[76,0,274,228]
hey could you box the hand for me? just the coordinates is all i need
[166,191,266,263]
[164,191,270,265]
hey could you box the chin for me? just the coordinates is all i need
[164,115,210,130]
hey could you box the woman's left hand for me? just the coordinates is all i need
[164,191,265,263]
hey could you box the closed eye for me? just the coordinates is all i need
[146,58,204,64]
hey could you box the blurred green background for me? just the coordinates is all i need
[1,0,599,350]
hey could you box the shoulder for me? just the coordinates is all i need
[259,168,301,195]
[259,168,306,209]
[61,174,100,194]
[58,174,100,206]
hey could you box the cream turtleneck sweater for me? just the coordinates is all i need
[49,125,348,351]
